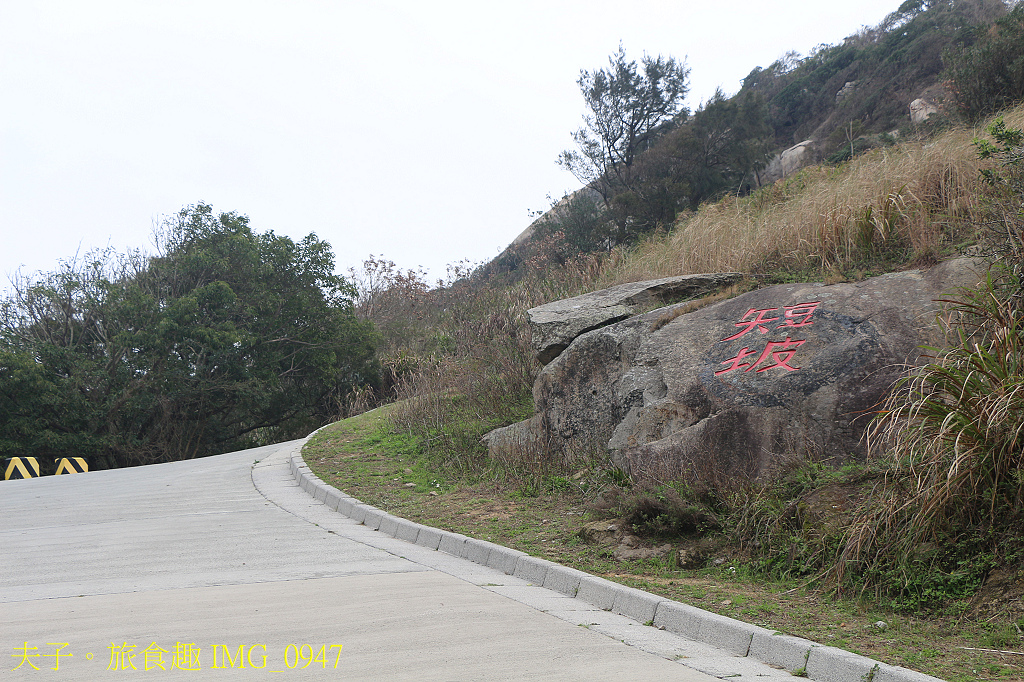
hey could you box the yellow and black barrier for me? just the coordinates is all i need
[4,457,40,480]
[55,457,89,475]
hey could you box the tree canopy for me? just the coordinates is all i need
[558,44,690,206]
[0,204,378,469]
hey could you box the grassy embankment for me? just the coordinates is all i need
[304,105,1024,682]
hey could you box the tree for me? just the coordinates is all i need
[600,89,774,234]
[0,203,379,468]
[669,89,774,208]
[558,45,690,206]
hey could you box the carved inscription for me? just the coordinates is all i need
[715,302,821,375]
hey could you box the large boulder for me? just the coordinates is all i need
[528,272,743,365]
[910,98,940,124]
[759,140,816,186]
[486,259,985,481]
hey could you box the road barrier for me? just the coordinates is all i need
[4,457,40,480]
[3,456,90,479]
[55,457,89,475]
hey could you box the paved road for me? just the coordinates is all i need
[1,438,795,681]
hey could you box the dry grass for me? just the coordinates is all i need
[603,104,1024,285]
[386,252,623,472]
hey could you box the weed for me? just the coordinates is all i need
[982,623,1022,649]
[835,269,1024,607]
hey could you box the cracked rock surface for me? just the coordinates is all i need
[527,273,744,365]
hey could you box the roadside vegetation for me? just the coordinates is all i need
[0,204,378,470]
[308,91,1024,682]
[304,401,1022,682]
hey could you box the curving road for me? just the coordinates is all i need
[1,438,797,681]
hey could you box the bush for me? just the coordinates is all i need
[975,117,1024,291]
[834,270,1024,607]
[945,4,1024,121]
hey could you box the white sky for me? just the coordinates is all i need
[1,0,902,289]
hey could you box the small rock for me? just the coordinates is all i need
[676,548,707,569]
[403,482,416,488]
[721,600,732,606]
[428,491,439,496]
[613,543,672,561]
[618,535,639,549]
[713,558,726,566]
[872,621,888,631]
[579,519,628,545]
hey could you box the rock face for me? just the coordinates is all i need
[507,187,605,249]
[835,80,858,103]
[486,259,984,481]
[910,98,940,124]
[528,272,744,365]
[759,140,816,186]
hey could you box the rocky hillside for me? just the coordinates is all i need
[489,0,1017,276]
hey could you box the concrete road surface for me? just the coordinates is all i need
[1,438,796,681]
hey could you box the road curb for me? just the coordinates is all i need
[289,450,944,682]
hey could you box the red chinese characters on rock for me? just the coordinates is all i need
[715,301,820,376]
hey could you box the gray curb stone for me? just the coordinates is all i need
[543,566,588,597]
[394,519,421,544]
[694,611,767,656]
[807,646,881,682]
[486,545,527,575]
[346,503,370,524]
[513,556,552,585]
[438,532,468,556]
[461,537,493,565]
[323,489,343,510]
[576,575,618,611]
[288,449,946,682]
[361,507,385,531]
[377,514,400,537]
[652,600,707,641]
[335,497,357,516]
[612,586,664,624]
[749,631,817,673]
[415,526,443,550]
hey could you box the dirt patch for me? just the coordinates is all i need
[970,567,1024,622]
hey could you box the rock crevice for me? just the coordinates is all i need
[527,272,743,365]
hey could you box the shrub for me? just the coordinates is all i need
[974,117,1024,293]
[834,270,1024,607]
[945,4,1024,121]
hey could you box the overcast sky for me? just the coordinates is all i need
[1,0,903,289]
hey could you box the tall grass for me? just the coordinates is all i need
[826,270,1024,605]
[605,105,1024,284]
[387,253,615,474]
